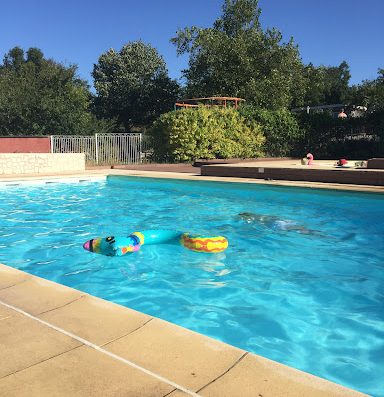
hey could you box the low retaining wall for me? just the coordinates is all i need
[0,153,85,175]
[201,165,384,186]
[193,158,294,167]
[367,158,384,169]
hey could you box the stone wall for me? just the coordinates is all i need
[0,153,85,175]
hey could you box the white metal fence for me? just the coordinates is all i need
[51,134,145,165]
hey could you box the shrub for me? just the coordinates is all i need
[149,106,265,162]
[295,111,384,159]
[239,105,303,157]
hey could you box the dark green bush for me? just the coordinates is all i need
[295,111,384,159]
[239,106,303,157]
[149,106,265,162]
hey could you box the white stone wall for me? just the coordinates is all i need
[0,153,85,175]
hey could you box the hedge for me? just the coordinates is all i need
[239,105,303,157]
[149,106,265,162]
[295,111,384,159]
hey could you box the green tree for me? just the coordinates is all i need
[171,0,306,109]
[0,47,114,136]
[349,68,384,111]
[303,61,351,106]
[322,61,351,104]
[92,41,180,130]
[2,46,25,70]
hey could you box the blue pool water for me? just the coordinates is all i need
[0,176,383,396]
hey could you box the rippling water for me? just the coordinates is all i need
[0,176,383,396]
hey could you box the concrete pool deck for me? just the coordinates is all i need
[0,168,381,396]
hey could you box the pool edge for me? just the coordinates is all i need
[0,169,382,193]
[0,263,369,397]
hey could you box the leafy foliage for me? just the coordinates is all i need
[92,41,180,130]
[239,105,303,156]
[149,106,265,162]
[295,112,384,159]
[0,46,114,136]
[302,61,351,106]
[348,69,384,112]
[171,0,306,109]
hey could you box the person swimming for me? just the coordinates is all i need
[237,212,315,235]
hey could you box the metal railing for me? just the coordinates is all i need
[51,134,144,165]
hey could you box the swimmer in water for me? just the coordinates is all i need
[237,212,315,235]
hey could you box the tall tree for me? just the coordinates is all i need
[322,61,351,104]
[2,46,25,70]
[0,47,113,136]
[303,61,351,106]
[92,41,180,130]
[349,68,384,111]
[171,0,306,109]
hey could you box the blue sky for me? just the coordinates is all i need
[1,0,383,88]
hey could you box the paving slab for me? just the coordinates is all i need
[105,317,245,391]
[0,276,84,315]
[39,294,152,346]
[0,303,15,320]
[198,353,366,397]
[0,345,175,397]
[0,265,31,289]
[0,310,81,378]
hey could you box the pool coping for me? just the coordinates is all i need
[0,264,368,396]
[0,168,383,193]
[0,170,378,396]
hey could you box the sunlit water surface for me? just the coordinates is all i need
[0,176,383,396]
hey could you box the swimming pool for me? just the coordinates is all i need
[0,176,383,396]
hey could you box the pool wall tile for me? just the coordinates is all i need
[38,295,152,346]
[104,317,246,391]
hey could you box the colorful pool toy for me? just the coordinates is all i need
[83,229,228,257]
[181,233,228,253]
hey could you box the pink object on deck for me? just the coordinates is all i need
[306,153,314,165]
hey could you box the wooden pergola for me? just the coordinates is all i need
[175,97,245,110]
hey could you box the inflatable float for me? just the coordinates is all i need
[83,229,228,257]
